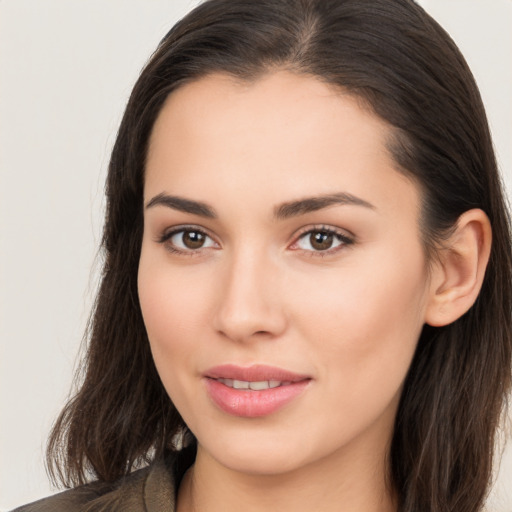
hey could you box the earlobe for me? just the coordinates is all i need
[425,209,492,327]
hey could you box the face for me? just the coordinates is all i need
[138,71,432,476]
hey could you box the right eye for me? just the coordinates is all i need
[159,227,218,254]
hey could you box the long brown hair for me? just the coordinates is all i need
[47,1,512,510]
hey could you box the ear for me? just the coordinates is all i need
[425,209,492,327]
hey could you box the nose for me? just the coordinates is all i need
[213,247,287,343]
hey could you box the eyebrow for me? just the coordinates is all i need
[146,193,217,218]
[145,191,375,220]
[274,192,375,220]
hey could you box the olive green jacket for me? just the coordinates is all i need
[12,456,183,512]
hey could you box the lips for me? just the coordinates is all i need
[205,363,310,382]
[203,364,311,418]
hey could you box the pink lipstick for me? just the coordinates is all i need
[203,364,311,418]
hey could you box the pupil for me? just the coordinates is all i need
[311,231,333,251]
[184,231,205,249]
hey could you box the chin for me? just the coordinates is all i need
[192,422,323,477]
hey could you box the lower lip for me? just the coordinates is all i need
[204,378,310,418]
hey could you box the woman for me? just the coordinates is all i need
[14,0,511,511]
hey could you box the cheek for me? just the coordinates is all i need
[291,244,427,395]
[137,251,213,380]
[311,238,425,330]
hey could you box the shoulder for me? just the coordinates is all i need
[11,457,177,512]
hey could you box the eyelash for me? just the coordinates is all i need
[157,224,354,258]
[291,225,354,258]
[157,226,216,258]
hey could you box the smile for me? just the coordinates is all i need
[203,365,311,417]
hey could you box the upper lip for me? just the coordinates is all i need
[204,364,311,382]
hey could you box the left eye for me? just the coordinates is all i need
[295,229,350,252]
[167,229,217,250]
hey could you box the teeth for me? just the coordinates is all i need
[233,379,249,389]
[249,381,272,390]
[217,378,283,390]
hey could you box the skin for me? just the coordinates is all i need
[138,70,441,512]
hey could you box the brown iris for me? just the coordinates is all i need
[310,231,334,251]
[182,230,206,249]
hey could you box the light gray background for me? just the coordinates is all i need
[1,1,511,510]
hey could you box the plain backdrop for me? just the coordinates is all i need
[1,0,511,510]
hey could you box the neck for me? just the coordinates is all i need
[177,432,397,512]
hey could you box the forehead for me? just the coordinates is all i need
[147,71,388,162]
[145,70,418,219]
